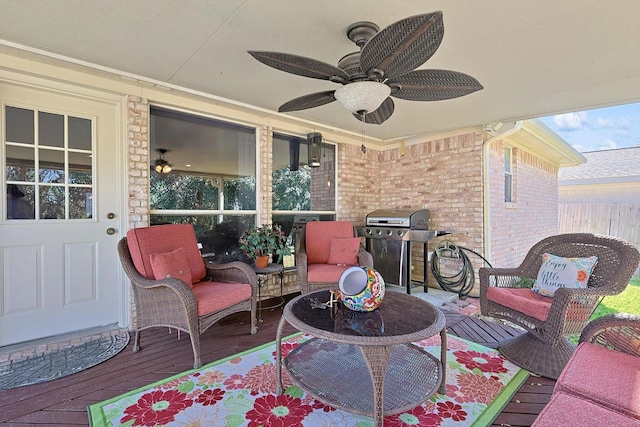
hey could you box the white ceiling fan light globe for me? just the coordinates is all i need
[334,81,391,114]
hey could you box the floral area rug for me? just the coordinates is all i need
[88,333,528,427]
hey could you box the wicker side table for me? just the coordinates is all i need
[276,290,446,427]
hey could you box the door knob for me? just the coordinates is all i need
[107,212,116,219]
[106,228,117,235]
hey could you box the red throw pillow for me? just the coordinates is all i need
[327,237,361,266]
[149,247,193,288]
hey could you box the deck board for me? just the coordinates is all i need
[0,297,552,426]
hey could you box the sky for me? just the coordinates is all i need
[538,102,640,153]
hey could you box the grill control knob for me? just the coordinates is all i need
[366,228,372,235]
[376,229,382,235]
[386,229,392,235]
[398,230,404,236]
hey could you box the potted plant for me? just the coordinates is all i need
[239,223,290,268]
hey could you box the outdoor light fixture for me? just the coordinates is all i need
[333,81,391,115]
[153,149,173,174]
[307,132,322,168]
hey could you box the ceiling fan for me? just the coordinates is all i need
[248,11,483,125]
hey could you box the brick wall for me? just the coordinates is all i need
[488,141,559,268]
[336,143,381,224]
[375,132,486,293]
[126,96,150,229]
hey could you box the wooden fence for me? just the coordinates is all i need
[559,203,640,276]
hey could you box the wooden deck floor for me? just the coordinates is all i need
[0,297,554,426]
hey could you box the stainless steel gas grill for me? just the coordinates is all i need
[356,209,451,294]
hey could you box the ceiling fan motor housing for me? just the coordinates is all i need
[346,21,380,48]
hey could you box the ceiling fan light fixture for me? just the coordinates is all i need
[334,81,391,114]
[153,149,173,174]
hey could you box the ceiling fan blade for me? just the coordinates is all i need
[351,97,395,124]
[248,51,349,83]
[387,69,483,101]
[278,91,336,112]
[360,12,444,80]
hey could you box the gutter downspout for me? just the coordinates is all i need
[482,121,523,264]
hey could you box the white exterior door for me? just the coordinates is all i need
[0,80,123,346]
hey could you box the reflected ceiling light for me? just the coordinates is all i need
[333,81,391,115]
[153,149,173,174]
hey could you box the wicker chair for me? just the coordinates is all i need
[118,223,258,368]
[480,233,640,379]
[296,221,373,294]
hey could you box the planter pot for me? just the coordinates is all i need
[255,255,269,269]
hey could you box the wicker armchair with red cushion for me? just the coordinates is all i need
[296,221,373,294]
[480,233,640,379]
[118,223,258,368]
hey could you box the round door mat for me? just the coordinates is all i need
[0,331,129,390]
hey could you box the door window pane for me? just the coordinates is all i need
[39,149,65,183]
[39,111,64,148]
[68,151,92,184]
[6,184,35,219]
[6,145,36,182]
[68,117,92,150]
[69,187,92,219]
[39,186,65,219]
[5,106,34,144]
[4,105,94,220]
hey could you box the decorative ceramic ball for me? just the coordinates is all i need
[337,266,385,312]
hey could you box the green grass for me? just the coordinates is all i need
[591,276,640,319]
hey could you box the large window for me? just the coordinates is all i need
[271,132,336,239]
[4,105,93,220]
[149,107,257,262]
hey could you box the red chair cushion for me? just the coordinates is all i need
[126,224,206,284]
[555,342,640,420]
[305,221,356,264]
[192,281,252,316]
[308,263,351,284]
[327,237,361,265]
[486,287,552,321]
[531,391,640,427]
[149,247,193,287]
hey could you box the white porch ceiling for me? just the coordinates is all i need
[1,0,639,145]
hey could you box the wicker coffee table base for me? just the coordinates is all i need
[282,338,443,418]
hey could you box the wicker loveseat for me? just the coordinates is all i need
[118,223,258,368]
[532,314,640,426]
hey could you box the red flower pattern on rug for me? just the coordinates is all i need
[195,388,225,406]
[93,334,527,427]
[437,400,468,422]
[245,394,313,427]
[120,389,193,426]
[455,373,503,405]
[454,350,508,373]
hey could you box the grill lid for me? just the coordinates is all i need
[366,208,430,229]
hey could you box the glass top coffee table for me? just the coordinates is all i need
[275,290,446,427]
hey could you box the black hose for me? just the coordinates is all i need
[430,241,492,296]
